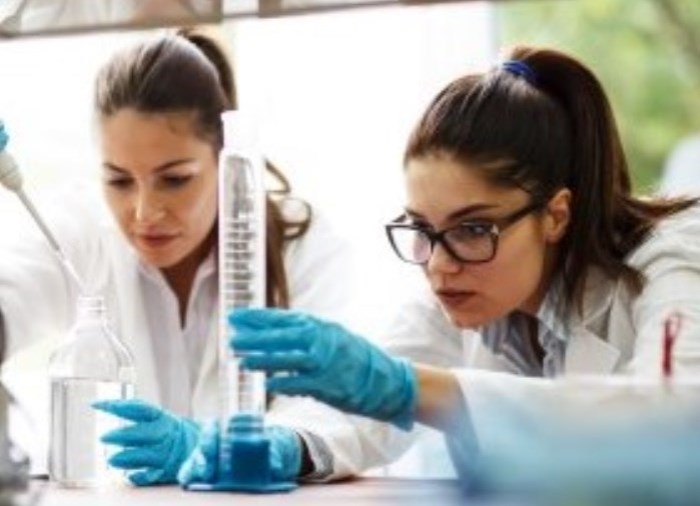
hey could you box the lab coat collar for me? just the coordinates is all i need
[537,268,616,338]
[136,245,217,287]
[198,246,217,279]
[565,325,621,374]
[536,279,568,344]
[538,268,620,374]
[137,258,165,286]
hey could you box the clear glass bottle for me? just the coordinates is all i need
[48,295,134,488]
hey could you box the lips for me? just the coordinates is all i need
[134,233,178,249]
[435,289,477,309]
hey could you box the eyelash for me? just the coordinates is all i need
[459,223,493,235]
[106,179,132,189]
[161,175,192,188]
[409,220,431,230]
[105,175,193,190]
[410,220,493,235]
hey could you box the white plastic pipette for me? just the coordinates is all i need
[0,150,87,294]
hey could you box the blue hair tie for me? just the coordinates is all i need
[501,60,537,86]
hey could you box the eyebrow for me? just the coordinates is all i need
[103,158,195,174]
[404,203,499,221]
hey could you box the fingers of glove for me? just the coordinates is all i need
[232,327,312,354]
[267,426,301,481]
[266,375,319,398]
[240,350,316,373]
[108,446,167,470]
[180,420,201,456]
[101,419,171,446]
[177,421,218,486]
[228,308,310,331]
[177,448,213,485]
[128,469,167,487]
[92,399,163,423]
[176,454,198,485]
[198,420,219,459]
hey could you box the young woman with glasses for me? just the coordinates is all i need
[178,45,700,487]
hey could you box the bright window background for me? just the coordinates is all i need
[0,2,495,477]
[230,4,496,337]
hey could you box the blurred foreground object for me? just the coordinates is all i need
[468,376,700,506]
[0,383,40,506]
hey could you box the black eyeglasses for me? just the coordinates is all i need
[385,201,543,265]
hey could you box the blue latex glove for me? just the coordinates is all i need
[177,420,301,486]
[0,120,8,151]
[92,399,200,486]
[230,308,417,430]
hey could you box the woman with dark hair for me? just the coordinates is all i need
[0,28,351,486]
[193,45,700,483]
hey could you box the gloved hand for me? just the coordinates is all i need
[0,120,8,150]
[92,398,200,486]
[177,420,301,486]
[0,120,22,192]
[230,308,417,430]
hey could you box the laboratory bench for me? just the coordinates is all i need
[35,477,471,506]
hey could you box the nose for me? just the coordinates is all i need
[425,241,462,275]
[134,187,165,224]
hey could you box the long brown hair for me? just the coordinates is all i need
[405,45,697,314]
[94,27,310,307]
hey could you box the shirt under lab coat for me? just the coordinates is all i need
[303,204,700,480]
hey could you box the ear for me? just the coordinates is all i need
[543,188,571,243]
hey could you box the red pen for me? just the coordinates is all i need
[662,312,683,379]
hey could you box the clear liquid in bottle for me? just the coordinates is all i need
[48,296,135,488]
[49,378,133,487]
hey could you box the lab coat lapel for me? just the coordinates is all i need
[553,268,621,374]
[110,244,160,403]
[565,326,620,374]
[192,306,220,419]
[130,277,160,402]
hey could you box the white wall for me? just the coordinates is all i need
[0,32,141,189]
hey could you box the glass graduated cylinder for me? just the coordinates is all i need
[218,148,267,423]
[223,356,266,417]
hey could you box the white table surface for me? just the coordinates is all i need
[35,477,467,506]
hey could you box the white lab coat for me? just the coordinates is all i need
[304,204,700,480]
[0,184,353,422]
[660,134,700,197]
